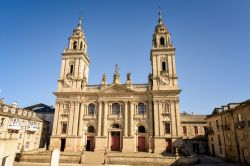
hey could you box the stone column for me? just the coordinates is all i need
[56,103,64,135]
[153,101,159,136]
[97,101,103,136]
[124,101,128,136]
[170,100,176,137]
[148,101,153,152]
[175,100,181,137]
[130,101,134,136]
[78,103,84,136]
[68,101,75,135]
[60,60,66,79]
[159,101,164,136]
[103,102,108,136]
[52,102,60,136]
[73,102,80,136]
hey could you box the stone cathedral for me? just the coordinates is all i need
[50,12,181,153]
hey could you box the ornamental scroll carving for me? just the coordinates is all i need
[162,102,170,118]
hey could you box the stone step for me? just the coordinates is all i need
[19,151,81,163]
[83,151,104,164]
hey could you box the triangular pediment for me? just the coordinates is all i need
[98,84,136,94]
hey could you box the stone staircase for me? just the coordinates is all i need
[82,151,104,165]
[19,151,81,163]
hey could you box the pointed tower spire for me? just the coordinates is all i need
[77,16,82,30]
[113,64,120,84]
[158,6,163,24]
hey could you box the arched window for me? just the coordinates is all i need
[112,103,120,115]
[138,126,146,133]
[160,37,165,46]
[112,124,120,129]
[88,104,95,115]
[87,126,95,133]
[183,126,187,136]
[138,103,145,114]
[73,41,77,49]
[80,41,83,49]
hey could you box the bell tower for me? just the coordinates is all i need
[57,16,90,91]
[150,10,178,90]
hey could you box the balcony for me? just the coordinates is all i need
[236,121,246,129]
[108,114,123,119]
[26,125,38,132]
[222,124,230,130]
[134,113,147,119]
[207,128,214,135]
[8,123,21,131]
[60,112,69,117]
[83,114,96,120]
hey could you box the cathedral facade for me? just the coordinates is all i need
[50,13,181,153]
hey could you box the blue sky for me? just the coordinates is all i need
[0,0,249,114]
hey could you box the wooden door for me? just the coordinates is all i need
[166,139,172,152]
[138,136,146,152]
[87,136,94,151]
[111,132,120,151]
[60,138,66,151]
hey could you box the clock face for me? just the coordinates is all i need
[160,76,170,85]
[64,78,73,87]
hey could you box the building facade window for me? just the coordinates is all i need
[164,122,171,134]
[194,126,198,135]
[112,124,120,129]
[61,123,67,134]
[0,118,4,128]
[237,113,242,122]
[138,126,146,133]
[112,103,120,115]
[73,41,77,49]
[88,103,95,115]
[160,37,165,45]
[183,126,187,136]
[162,62,166,71]
[216,120,220,130]
[203,126,208,134]
[70,64,74,74]
[25,142,30,149]
[87,126,95,133]
[138,103,145,114]
[218,134,222,146]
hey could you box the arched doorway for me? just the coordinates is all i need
[86,125,95,151]
[137,125,147,152]
[109,123,122,151]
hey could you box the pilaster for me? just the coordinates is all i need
[124,101,128,136]
[97,101,103,136]
[130,101,134,137]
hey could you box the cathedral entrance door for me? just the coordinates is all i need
[86,136,94,151]
[165,139,172,153]
[111,132,120,151]
[60,138,66,151]
[138,136,146,152]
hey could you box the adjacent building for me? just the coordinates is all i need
[50,12,182,153]
[180,113,208,155]
[207,99,250,164]
[24,103,54,139]
[0,100,49,153]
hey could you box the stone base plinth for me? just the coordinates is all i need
[95,137,106,152]
[122,137,135,152]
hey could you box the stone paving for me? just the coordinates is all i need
[14,162,127,166]
[14,155,240,166]
[194,155,240,166]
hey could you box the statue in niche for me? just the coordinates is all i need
[162,103,170,117]
[102,73,107,84]
[63,104,69,113]
[127,72,131,80]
